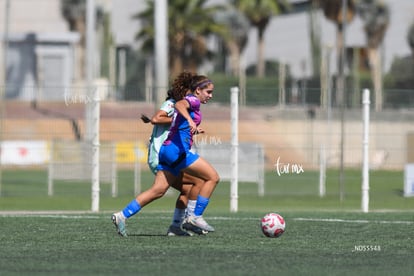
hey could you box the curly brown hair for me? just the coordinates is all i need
[169,71,196,101]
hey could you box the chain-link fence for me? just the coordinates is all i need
[0,86,413,201]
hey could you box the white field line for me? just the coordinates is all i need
[0,210,101,219]
[210,216,414,225]
[0,212,413,225]
[0,214,101,219]
[292,217,414,225]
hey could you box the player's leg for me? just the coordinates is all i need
[167,172,206,236]
[181,173,203,217]
[147,144,189,235]
[179,173,210,235]
[167,175,193,236]
[135,170,176,206]
[182,157,219,232]
[112,170,176,237]
[183,156,219,200]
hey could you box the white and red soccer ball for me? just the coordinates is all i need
[260,213,286,238]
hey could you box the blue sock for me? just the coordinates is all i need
[194,195,209,216]
[122,199,141,218]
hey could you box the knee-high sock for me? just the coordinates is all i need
[194,195,209,217]
[171,208,186,227]
[186,199,196,217]
[122,199,141,218]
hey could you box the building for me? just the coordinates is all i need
[1,0,413,100]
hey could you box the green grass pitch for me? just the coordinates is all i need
[0,169,413,275]
[0,211,413,275]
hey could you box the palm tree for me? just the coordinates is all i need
[318,0,356,105]
[214,7,250,76]
[61,0,86,79]
[309,0,322,79]
[232,0,290,78]
[357,0,390,111]
[134,0,227,77]
[407,23,414,89]
[409,23,414,57]
[318,0,356,203]
[60,0,104,82]
[61,0,86,41]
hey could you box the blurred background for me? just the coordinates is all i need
[0,0,413,208]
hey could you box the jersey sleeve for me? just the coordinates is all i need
[159,99,176,117]
[185,95,200,111]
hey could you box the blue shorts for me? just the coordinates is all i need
[157,143,199,176]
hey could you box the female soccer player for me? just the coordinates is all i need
[142,71,205,236]
[112,75,219,237]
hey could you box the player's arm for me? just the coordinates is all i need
[175,99,197,133]
[150,109,172,125]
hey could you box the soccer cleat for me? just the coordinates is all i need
[182,222,209,235]
[167,225,193,237]
[183,215,214,233]
[111,212,127,237]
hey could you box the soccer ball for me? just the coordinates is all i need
[260,213,285,238]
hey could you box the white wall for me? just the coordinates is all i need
[0,0,68,33]
[243,0,414,78]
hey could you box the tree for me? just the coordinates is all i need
[318,0,356,203]
[61,0,86,41]
[318,0,356,105]
[61,0,86,79]
[60,0,103,81]
[232,0,290,78]
[309,0,322,78]
[214,7,250,77]
[357,0,390,111]
[134,0,227,77]
[387,22,414,92]
[407,22,414,58]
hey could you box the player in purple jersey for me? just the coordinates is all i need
[141,72,207,236]
[112,75,219,236]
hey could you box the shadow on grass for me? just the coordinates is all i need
[393,189,404,196]
[127,233,169,237]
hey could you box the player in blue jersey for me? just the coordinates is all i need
[141,72,205,236]
[112,74,219,237]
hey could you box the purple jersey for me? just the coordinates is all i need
[163,94,201,150]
